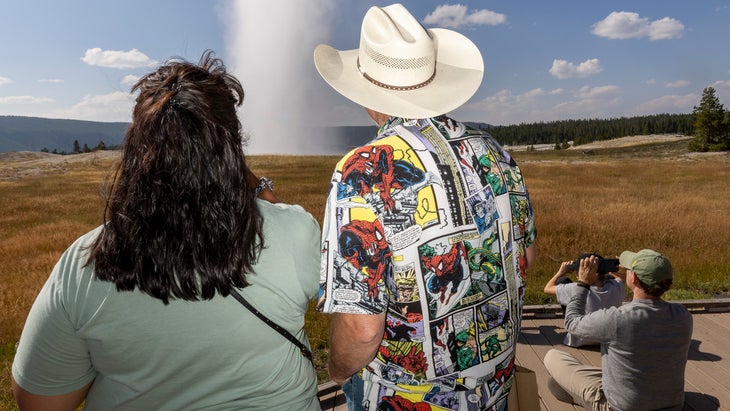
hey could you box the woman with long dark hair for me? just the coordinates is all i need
[12,51,322,410]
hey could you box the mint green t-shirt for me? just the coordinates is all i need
[13,199,322,411]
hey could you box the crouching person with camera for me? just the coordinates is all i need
[543,250,693,411]
[543,253,626,347]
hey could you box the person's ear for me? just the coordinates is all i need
[627,269,639,286]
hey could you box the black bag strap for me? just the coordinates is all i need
[229,288,313,362]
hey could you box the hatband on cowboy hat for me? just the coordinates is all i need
[313,3,484,119]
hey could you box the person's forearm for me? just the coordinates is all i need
[544,261,569,295]
[524,243,537,270]
[544,271,563,294]
[328,312,385,385]
[564,286,589,331]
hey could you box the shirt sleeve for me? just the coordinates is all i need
[12,244,96,395]
[554,283,571,305]
[318,175,390,315]
[563,287,619,343]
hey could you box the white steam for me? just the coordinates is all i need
[220,0,340,154]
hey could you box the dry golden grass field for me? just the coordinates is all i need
[1,136,729,407]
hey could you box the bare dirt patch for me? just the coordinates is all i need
[505,134,692,152]
[567,134,692,150]
[0,150,120,181]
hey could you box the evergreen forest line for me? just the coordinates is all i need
[476,113,693,147]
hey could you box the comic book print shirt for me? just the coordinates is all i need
[318,116,537,411]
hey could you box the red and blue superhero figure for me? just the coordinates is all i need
[339,219,391,303]
[377,395,432,411]
[419,242,467,306]
[378,344,428,378]
[340,144,425,213]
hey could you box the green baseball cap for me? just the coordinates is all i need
[619,249,673,286]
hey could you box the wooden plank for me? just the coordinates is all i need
[517,318,583,410]
[681,313,730,410]
[683,361,726,410]
[531,316,602,368]
[682,378,718,411]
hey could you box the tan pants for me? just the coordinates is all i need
[543,348,610,411]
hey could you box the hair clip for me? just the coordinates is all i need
[168,97,180,109]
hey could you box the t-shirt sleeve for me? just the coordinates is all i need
[318,174,390,315]
[12,243,96,395]
[555,283,572,305]
[291,205,322,300]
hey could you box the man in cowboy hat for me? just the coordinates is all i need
[543,250,693,410]
[315,4,537,410]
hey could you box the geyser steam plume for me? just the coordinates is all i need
[222,0,339,155]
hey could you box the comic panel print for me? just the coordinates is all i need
[336,141,442,250]
[320,202,390,314]
[390,263,425,324]
[475,294,513,362]
[429,295,515,374]
[419,237,471,319]
[376,341,429,383]
[465,187,499,235]
[419,231,507,320]
[449,137,507,198]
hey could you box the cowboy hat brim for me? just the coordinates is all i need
[314,28,484,119]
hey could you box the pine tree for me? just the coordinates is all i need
[690,87,728,151]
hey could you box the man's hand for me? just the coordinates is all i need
[577,255,599,285]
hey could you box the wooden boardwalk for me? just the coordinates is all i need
[318,299,730,411]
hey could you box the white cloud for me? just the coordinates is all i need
[0,76,12,86]
[52,91,135,122]
[646,79,657,85]
[635,93,698,114]
[648,17,686,40]
[81,48,158,69]
[471,88,547,124]
[573,85,620,99]
[122,74,140,86]
[0,96,53,104]
[423,4,506,28]
[549,58,602,79]
[592,11,683,40]
[38,79,64,83]
[553,94,623,118]
[466,84,630,125]
[665,80,690,88]
[712,80,730,89]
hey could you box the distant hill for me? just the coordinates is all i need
[0,116,129,153]
[0,116,383,155]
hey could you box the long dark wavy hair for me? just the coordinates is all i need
[88,50,263,304]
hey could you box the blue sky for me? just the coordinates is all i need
[1,1,729,154]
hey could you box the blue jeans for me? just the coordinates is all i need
[342,374,366,411]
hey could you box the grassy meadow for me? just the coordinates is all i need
[1,141,729,407]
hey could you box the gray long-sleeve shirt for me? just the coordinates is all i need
[565,288,693,411]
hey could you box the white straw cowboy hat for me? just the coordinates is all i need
[314,3,484,119]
